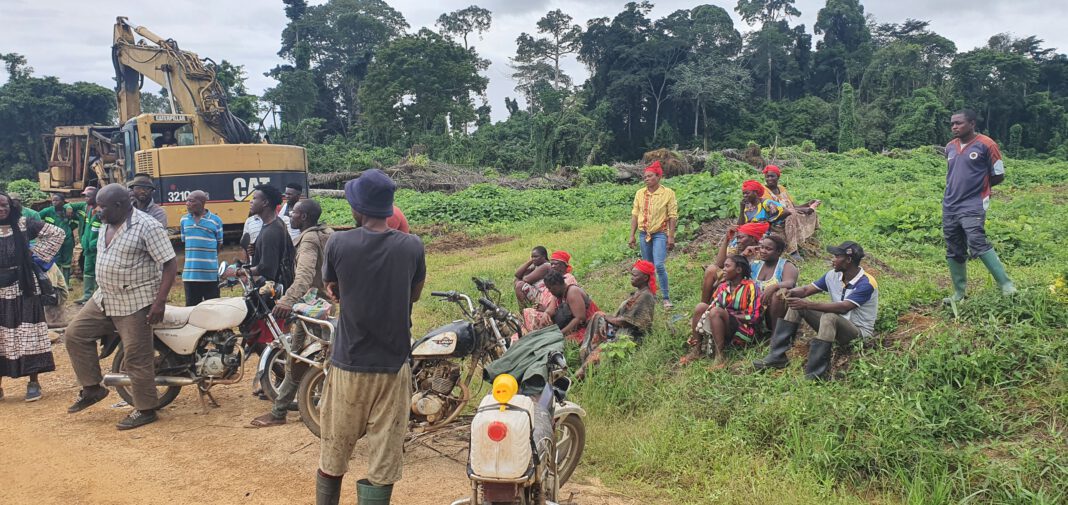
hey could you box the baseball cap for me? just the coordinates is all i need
[827,241,865,261]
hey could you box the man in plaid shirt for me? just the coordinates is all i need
[64,183,178,430]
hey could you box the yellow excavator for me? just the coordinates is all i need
[39,17,308,228]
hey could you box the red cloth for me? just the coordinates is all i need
[551,250,573,273]
[644,161,663,177]
[633,260,657,294]
[386,205,409,233]
[762,165,781,175]
[738,222,770,241]
[742,180,764,193]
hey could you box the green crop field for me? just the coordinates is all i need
[328,147,1068,504]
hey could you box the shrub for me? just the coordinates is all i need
[4,179,46,202]
[578,165,616,184]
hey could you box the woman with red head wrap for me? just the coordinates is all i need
[761,165,819,259]
[576,260,658,379]
[630,161,678,309]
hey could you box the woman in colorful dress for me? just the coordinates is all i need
[761,165,819,258]
[750,234,799,332]
[739,179,786,227]
[683,254,762,369]
[520,250,578,331]
[0,191,64,402]
[577,260,658,379]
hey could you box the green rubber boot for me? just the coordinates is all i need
[356,479,393,505]
[943,259,968,304]
[316,471,342,505]
[978,250,1017,296]
[77,274,97,304]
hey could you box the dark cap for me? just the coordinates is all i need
[827,241,865,261]
[344,169,395,219]
[127,174,156,189]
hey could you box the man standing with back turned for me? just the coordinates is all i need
[942,109,1016,303]
[316,169,425,505]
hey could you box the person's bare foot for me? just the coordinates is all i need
[249,413,286,427]
[707,356,727,371]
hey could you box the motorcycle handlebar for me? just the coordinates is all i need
[431,291,452,297]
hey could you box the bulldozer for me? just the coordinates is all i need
[39,17,308,228]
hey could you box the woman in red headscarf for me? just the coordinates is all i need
[520,250,578,332]
[699,221,768,304]
[739,178,787,227]
[576,260,658,379]
[760,165,819,258]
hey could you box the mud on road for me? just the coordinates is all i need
[0,340,638,505]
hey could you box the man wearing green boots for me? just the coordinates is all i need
[942,110,1016,303]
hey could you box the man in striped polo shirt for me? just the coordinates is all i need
[180,191,224,306]
[943,109,1016,302]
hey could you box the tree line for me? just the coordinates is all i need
[3,0,1068,180]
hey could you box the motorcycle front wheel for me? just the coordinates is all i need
[259,346,288,401]
[298,366,326,438]
[554,414,586,486]
[110,342,184,409]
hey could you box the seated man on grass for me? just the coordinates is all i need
[753,241,879,380]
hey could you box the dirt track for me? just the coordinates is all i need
[0,340,637,505]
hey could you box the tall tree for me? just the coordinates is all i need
[273,0,409,133]
[360,29,488,141]
[837,82,859,151]
[810,0,872,96]
[512,9,582,93]
[435,5,492,50]
[735,0,802,100]
[672,57,751,149]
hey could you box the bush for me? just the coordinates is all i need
[578,165,616,184]
[4,179,46,202]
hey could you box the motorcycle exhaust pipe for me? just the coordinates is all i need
[102,373,198,387]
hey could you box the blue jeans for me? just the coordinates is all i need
[639,231,670,301]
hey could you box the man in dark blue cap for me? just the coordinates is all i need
[316,169,426,505]
[753,241,879,380]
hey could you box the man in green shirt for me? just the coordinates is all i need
[73,187,102,304]
[38,193,82,282]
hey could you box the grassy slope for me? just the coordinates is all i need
[323,148,1067,504]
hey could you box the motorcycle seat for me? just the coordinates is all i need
[156,305,195,329]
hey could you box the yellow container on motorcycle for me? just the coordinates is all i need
[469,393,535,481]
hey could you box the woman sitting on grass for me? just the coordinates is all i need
[577,260,658,379]
[761,165,819,260]
[750,234,799,332]
[522,270,598,344]
[520,250,578,330]
[683,254,762,369]
[701,221,768,304]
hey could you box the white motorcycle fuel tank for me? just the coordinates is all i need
[469,394,536,480]
[411,321,476,358]
[154,298,247,355]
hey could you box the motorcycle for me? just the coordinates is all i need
[99,262,287,408]
[452,326,586,505]
[297,277,520,437]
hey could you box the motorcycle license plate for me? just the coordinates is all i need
[482,483,518,501]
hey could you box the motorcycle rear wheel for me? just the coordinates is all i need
[554,414,586,486]
[110,342,184,409]
[298,366,326,438]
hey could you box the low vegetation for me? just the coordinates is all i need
[322,148,1067,504]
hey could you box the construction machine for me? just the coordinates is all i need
[39,17,308,228]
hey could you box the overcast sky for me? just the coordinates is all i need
[3,0,1066,123]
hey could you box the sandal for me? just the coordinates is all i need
[250,413,286,427]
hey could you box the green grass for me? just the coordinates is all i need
[316,148,1067,504]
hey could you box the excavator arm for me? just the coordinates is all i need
[112,16,253,144]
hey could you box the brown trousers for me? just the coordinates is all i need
[65,300,158,410]
[319,363,411,485]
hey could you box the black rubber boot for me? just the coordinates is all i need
[356,479,393,505]
[753,319,798,370]
[316,471,342,505]
[803,339,833,380]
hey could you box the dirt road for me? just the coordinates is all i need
[0,343,636,505]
